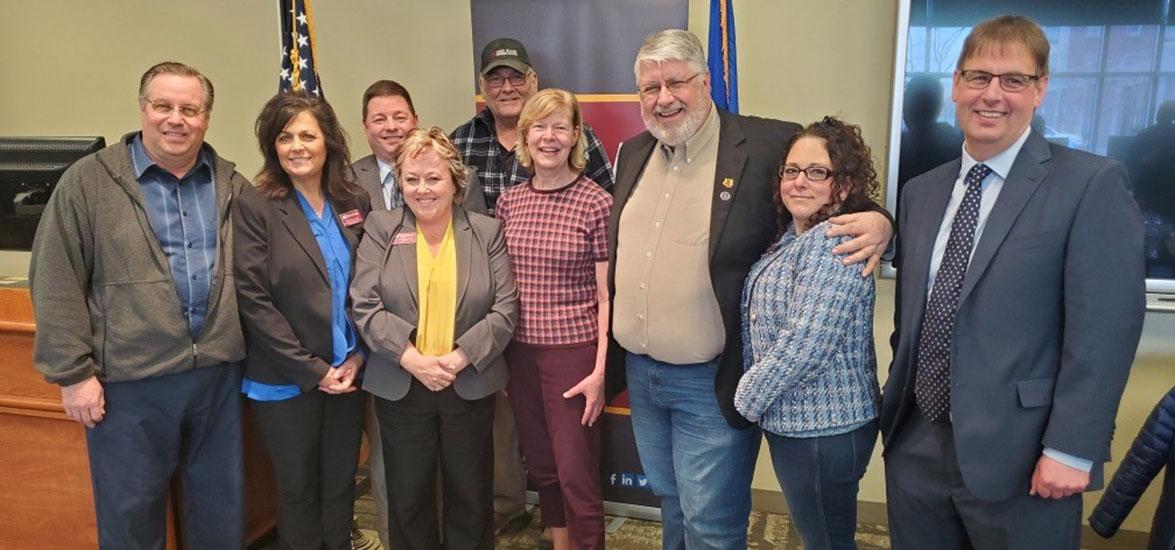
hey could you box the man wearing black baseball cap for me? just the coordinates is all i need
[450,37,614,537]
[451,38,613,214]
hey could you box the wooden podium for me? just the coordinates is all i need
[0,284,277,549]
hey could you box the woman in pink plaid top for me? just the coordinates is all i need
[495,88,613,550]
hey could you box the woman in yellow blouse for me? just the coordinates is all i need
[350,127,517,550]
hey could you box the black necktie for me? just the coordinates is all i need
[915,163,991,422]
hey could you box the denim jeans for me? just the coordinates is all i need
[626,352,760,550]
[764,420,878,550]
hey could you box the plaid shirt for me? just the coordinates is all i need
[496,176,613,346]
[450,108,614,214]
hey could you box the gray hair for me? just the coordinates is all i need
[633,29,708,81]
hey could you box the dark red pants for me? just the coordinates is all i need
[505,342,604,550]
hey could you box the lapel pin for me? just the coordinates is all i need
[721,177,734,188]
[339,209,364,227]
[392,231,416,246]
[719,191,732,201]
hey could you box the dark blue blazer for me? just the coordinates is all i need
[1090,386,1175,549]
[881,130,1146,500]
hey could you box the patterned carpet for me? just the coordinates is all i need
[344,467,892,550]
[248,464,892,549]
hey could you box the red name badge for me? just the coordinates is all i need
[392,231,416,246]
[339,209,364,227]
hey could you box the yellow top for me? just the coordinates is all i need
[415,220,457,356]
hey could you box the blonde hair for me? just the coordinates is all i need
[393,127,469,204]
[516,88,587,173]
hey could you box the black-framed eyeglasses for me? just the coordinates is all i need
[637,72,702,98]
[484,72,528,89]
[780,165,834,182]
[143,97,206,118]
[957,69,1041,92]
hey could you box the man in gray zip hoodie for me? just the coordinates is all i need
[29,61,248,549]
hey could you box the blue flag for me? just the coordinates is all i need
[278,0,323,96]
[708,0,738,113]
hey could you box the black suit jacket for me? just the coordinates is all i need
[607,109,802,428]
[881,131,1146,500]
[233,183,371,390]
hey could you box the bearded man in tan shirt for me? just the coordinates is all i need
[606,29,893,549]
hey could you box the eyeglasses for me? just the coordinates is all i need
[484,73,528,89]
[780,165,834,182]
[637,72,702,99]
[957,70,1040,92]
[143,97,206,118]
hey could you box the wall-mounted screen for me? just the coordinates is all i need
[886,0,1175,308]
[0,137,106,251]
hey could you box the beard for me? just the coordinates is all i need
[641,100,708,146]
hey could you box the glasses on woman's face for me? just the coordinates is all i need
[780,165,834,182]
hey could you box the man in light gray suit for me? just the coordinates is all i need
[881,15,1146,548]
[355,80,486,214]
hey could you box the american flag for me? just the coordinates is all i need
[278,0,323,96]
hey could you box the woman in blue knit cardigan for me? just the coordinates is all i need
[734,116,882,550]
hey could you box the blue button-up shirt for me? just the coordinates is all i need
[129,135,217,339]
[295,190,358,366]
[241,191,359,401]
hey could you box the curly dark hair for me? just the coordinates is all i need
[254,92,360,202]
[774,116,879,234]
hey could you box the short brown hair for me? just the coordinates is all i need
[775,116,879,233]
[362,80,416,120]
[956,15,1050,77]
[138,61,215,111]
[254,92,360,202]
[517,89,588,173]
[394,127,469,204]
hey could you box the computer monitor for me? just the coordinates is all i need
[0,136,106,251]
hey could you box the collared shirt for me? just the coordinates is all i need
[925,127,1030,294]
[129,134,217,339]
[241,191,358,402]
[416,220,458,355]
[450,108,614,213]
[295,191,358,366]
[926,126,1092,472]
[613,105,725,364]
[376,157,403,210]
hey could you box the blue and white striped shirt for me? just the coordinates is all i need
[129,135,218,338]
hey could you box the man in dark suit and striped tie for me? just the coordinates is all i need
[881,15,1146,548]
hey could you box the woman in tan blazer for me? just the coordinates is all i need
[350,127,517,550]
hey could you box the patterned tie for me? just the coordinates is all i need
[915,163,991,422]
[382,171,402,210]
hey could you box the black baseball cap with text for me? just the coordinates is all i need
[480,38,532,76]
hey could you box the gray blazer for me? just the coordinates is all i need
[881,130,1146,501]
[352,154,489,214]
[350,205,516,401]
